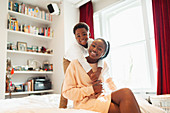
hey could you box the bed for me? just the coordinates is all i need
[0,94,166,113]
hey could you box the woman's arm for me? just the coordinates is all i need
[105,77,117,91]
[102,62,117,91]
[62,61,94,101]
[63,85,94,101]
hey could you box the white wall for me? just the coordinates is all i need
[50,2,65,94]
[51,1,79,94]
[93,0,121,13]
[0,0,8,99]
[64,1,79,53]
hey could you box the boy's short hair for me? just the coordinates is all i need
[73,22,90,34]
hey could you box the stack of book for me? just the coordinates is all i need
[8,1,52,21]
[7,15,54,37]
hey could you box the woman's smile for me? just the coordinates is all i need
[90,51,97,57]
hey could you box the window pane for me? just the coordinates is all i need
[109,6,145,47]
[93,14,101,38]
[110,42,151,89]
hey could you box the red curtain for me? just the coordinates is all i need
[79,1,94,39]
[152,0,170,95]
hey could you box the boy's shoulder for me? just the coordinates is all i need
[70,59,80,66]
[66,42,87,54]
[88,38,94,42]
[87,38,94,48]
[88,38,94,44]
[68,42,83,50]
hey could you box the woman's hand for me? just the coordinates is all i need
[92,80,103,94]
[88,67,102,82]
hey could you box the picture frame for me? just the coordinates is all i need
[17,42,27,51]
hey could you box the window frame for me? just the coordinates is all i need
[93,0,156,93]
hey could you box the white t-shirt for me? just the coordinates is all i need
[64,39,103,72]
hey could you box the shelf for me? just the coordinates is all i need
[5,89,54,96]
[14,71,53,74]
[7,50,53,56]
[7,29,53,40]
[8,10,52,25]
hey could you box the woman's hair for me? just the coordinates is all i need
[73,22,90,34]
[95,38,110,60]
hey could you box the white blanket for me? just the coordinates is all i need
[0,94,97,113]
[136,96,166,113]
[0,94,166,113]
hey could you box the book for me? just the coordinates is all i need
[21,3,25,14]
[47,27,50,37]
[8,1,13,10]
[13,2,19,12]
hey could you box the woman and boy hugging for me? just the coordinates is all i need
[59,22,141,113]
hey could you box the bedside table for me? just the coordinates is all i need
[150,94,170,113]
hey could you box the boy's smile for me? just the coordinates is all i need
[75,28,89,47]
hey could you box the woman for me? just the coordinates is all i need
[62,38,141,113]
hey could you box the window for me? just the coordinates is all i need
[94,0,156,92]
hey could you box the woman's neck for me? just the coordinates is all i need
[86,57,98,63]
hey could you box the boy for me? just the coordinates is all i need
[59,22,103,108]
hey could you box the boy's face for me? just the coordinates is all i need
[75,28,89,47]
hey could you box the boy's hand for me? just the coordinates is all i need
[88,67,102,82]
[92,80,103,94]
[87,69,93,78]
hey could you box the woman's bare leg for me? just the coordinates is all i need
[111,88,141,113]
[108,102,120,113]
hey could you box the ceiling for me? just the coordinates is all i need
[66,0,100,4]
[66,0,101,7]
[66,0,82,4]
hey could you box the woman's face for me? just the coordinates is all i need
[88,39,106,60]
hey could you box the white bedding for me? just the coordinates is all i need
[0,94,166,113]
[136,96,166,113]
[0,94,98,113]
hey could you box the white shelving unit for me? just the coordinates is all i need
[7,29,53,40]
[6,0,54,98]
[14,71,53,74]
[8,10,52,25]
[7,50,53,56]
[0,0,67,100]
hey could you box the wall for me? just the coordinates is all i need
[50,1,79,94]
[64,1,79,53]
[0,0,8,99]
[49,2,65,94]
[93,0,121,13]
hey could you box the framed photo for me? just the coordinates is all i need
[17,42,27,51]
